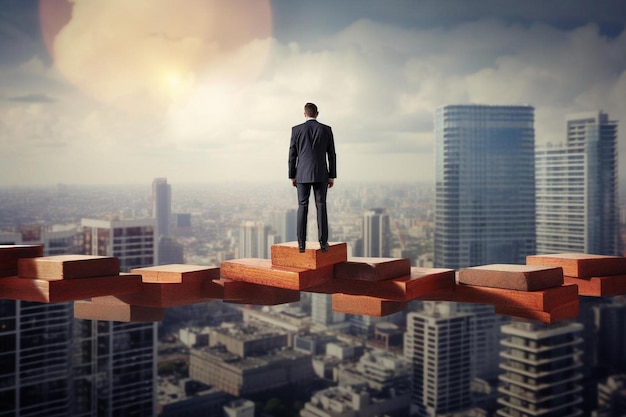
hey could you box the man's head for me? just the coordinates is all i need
[304,102,318,118]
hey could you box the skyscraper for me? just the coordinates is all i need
[434,104,536,270]
[270,209,297,243]
[152,178,171,238]
[77,217,158,417]
[363,208,390,257]
[310,293,345,327]
[536,111,618,255]
[498,321,584,417]
[239,221,273,258]
[82,218,156,272]
[404,302,473,416]
[0,227,79,417]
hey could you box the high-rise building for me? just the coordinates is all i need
[0,226,79,417]
[536,111,618,255]
[152,178,171,238]
[434,104,536,270]
[81,218,156,272]
[362,208,391,257]
[497,321,584,417]
[310,293,345,327]
[0,300,73,417]
[238,221,273,258]
[405,302,473,416]
[77,217,158,417]
[271,209,297,243]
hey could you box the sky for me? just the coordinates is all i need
[1,0,625,186]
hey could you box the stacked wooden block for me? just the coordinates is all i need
[4,244,626,326]
[455,264,578,324]
[76,264,223,322]
[527,253,626,297]
[221,242,457,317]
[0,248,142,304]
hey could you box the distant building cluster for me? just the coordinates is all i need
[0,105,624,416]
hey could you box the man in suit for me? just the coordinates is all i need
[288,102,337,253]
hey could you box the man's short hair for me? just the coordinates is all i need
[304,103,318,117]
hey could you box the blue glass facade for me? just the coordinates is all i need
[434,105,536,269]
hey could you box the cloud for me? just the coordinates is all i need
[6,93,56,103]
[1,11,625,185]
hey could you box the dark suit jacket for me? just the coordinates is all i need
[288,119,336,183]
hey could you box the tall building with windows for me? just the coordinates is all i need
[434,104,536,270]
[152,178,171,238]
[77,217,158,417]
[0,226,80,417]
[239,221,273,258]
[82,218,156,272]
[498,321,584,417]
[310,293,345,327]
[404,302,473,416]
[535,111,618,255]
[271,209,297,243]
[363,208,390,257]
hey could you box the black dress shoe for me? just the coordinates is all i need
[320,242,328,253]
[298,241,306,253]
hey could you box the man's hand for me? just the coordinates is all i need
[328,178,334,188]
[291,179,297,187]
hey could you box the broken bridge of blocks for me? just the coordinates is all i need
[2,243,626,325]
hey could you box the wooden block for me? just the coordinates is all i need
[74,297,166,322]
[0,274,141,303]
[220,258,333,290]
[116,274,223,307]
[527,253,626,278]
[18,255,120,280]
[333,257,411,281]
[564,275,626,297]
[0,245,43,278]
[494,299,579,325]
[332,293,407,317]
[214,279,300,305]
[270,241,347,269]
[307,267,455,301]
[130,264,220,283]
[458,264,563,291]
[452,283,578,311]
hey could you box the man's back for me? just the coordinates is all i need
[289,119,336,183]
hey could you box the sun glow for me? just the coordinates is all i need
[39,0,273,113]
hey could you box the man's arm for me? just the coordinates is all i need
[288,128,298,183]
[327,127,337,180]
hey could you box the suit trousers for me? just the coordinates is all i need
[296,182,328,244]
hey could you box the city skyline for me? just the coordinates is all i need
[0,0,625,186]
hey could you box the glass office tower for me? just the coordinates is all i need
[434,104,536,270]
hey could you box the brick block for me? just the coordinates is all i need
[452,283,578,311]
[0,274,141,303]
[527,253,626,278]
[220,258,333,290]
[333,257,411,281]
[214,279,300,305]
[74,297,166,322]
[18,254,120,280]
[564,275,626,297]
[494,299,579,325]
[270,241,347,269]
[130,264,220,283]
[307,267,455,301]
[332,293,407,317]
[458,264,563,291]
[116,274,223,307]
[0,245,43,278]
